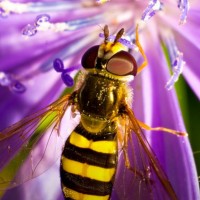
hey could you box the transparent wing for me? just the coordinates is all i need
[112,105,177,200]
[0,94,75,190]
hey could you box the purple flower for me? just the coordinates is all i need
[0,0,199,200]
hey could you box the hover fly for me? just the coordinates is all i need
[0,25,186,200]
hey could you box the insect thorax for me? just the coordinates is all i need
[77,73,127,133]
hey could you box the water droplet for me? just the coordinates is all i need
[10,81,26,93]
[22,24,37,37]
[35,14,50,26]
[61,72,74,87]
[53,58,64,72]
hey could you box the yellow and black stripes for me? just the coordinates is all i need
[60,123,117,200]
[71,123,116,141]
[62,142,116,168]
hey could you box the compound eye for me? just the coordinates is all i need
[106,51,137,76]
[81,45,99,69]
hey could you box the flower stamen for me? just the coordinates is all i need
[0,0,81,17]
[141,0,163,21]
[177,0,189,24]
[164,37,185,90]
[22,14,102,37]
[99,33,138,50]
[53,58,79,87]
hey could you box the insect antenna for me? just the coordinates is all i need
[104,25,109,44]
[114,28,124,43]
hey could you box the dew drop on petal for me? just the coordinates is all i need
[10,81,26,93]
[22,24,37,36]
[35,14,51,26]
[53,58,64,72]
[61,72,74,87]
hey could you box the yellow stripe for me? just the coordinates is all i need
[62,157,115,182]
[69,131,117,154]
[62,185,110,200]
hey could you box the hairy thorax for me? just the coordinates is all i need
[77,73,127,133]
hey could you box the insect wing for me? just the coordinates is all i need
[0,94,73,190]
[112,106,177,200]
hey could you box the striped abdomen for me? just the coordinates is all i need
[60,123,117,200]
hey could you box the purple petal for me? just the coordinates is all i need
[0,1,199,200]
[138,27,199,199]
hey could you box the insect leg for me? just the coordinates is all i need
[119,103,178,199]
[135,24,148,74]
[137,119,187,136]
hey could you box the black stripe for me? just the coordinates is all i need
[75,124,116,141]
[60,169,113,196]
[63,141,117,168]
